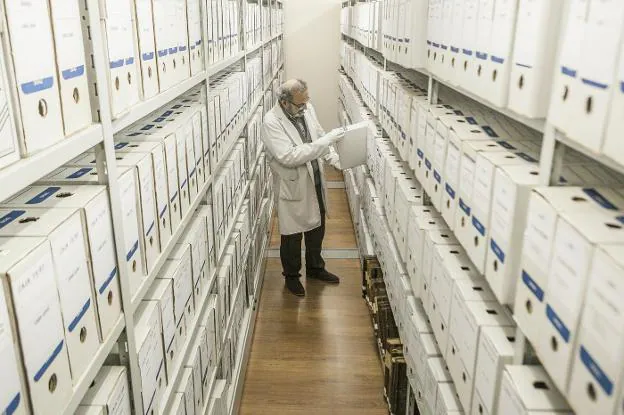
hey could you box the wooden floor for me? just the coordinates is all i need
[240,169,387,414]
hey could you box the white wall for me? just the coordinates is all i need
[284,0,341,130]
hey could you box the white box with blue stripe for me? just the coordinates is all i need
[538,208,624,393]
[3,184,122,342]
[0,207,100,386]
[0,236,72,414]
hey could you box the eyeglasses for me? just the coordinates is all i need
[289,100,308,110]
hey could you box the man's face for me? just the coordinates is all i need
[282,89,309,118]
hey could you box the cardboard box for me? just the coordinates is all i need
[539,209,624,392]
[424,357,452,414]
[166,393,187,415]
[134,0,159,99]
[49,0,92,136]
[0,237,72,414]
[161,245,194,327]
[185,340,203,413]
[497,366,572,415]
[485,162,541,305]
[4,185,121,340]
[40,166,145,295]
[134,301,166,415]
[0,32,19,170]
[514,187,624,345]
[0,208,100,383]
[78,366,131,414]
[435,382,464,415]
[568,244,624,414]
[99,0,140,117]
[176,368,195,415]
[473,325,516,415]
[144,279,177,382]
[4,0,64,153]
[116,141,173,247]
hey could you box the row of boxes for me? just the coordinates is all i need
[207,0,242,65]
[341,64,581,415]
[245,2,263,49]
[341,1,382,51]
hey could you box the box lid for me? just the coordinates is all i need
[81,366,127,407]
[503,366,570,411]
[0,236,48,273]
[0,207,79,236]
[5,185,107,208]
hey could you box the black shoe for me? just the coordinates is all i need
[307,270,340,284]
[285,277,305,297]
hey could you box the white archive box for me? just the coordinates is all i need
[458,0,479,89]
[482,0,519,107]
[115,141,173,247]
[393,175,424,259]
[568,245,624,415]
[4,0,64,153]
[173,0,191,85]
[447,300,513,412]
[4,185,122,340]
[403,301,433,363]
[485,162,542,305]
[177,368,195,415]
[431,267,492,358]
[196,326,212,398]
[99,0,140,118]
[0,237,72,414]
[424,357,453,415]
[39,166,144,295]
[547,0,590,134]
[49,0,92,136]
[185,339,203,414]
[160,244,194,329]
[497,366,572,415]
[0,207,100,383]
[566,0,624,152]
[435,383,464,415]
[472,325,516,415]
[467,150,539,273]
[117,126,183,232]
[77,366,131,415]
[144,279,177,382]
[604,30,624,167]
[405,206,444,294]
[166,393,186,415]
[421,229,460,302]
[134,0,159,99]
[179,220,208,303]
[515,187,624,345]
[0,270,28,415]
[538,209,624,392]
[507,1,563,119]
[152,0,175,92]
[70,152,161,274]
[135,301,166,415]
[0,31,19,169]
[187,0,204,76]
[470,0,495,99]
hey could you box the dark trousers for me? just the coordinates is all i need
[280,183,326,279]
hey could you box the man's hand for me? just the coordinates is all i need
[324,128,346,145]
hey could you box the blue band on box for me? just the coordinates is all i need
[521,270,544,302]
[26,187,60,204]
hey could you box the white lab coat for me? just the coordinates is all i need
[261,102,341,235]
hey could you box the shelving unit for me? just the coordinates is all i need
[0,0,284,413]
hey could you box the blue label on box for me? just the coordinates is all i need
[583,188,619,210]
[546,305,571,343]
[445,184,455,199]
[472,216,486,236]
[521,270,544,302]
[561,66,577,78]
[5,393,20,415]
[26,187,60,204]
[482,126,499,138]
[34,341,64,382]
[62,65,85,80]
[496,140,517,150]
[490,238,505,263]
[115,142,129,150]
[68,299,91,332]
[21,76,54,94]
[99,267,118,295]
[0,210,25,229]
[580,346,614,395]
[126,241,139,262]
[434,170,441,183]
[459,198,471,215]
[67,167,93,179]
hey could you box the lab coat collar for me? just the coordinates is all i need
[273,104,316,183]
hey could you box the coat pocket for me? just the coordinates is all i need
[278,168,301,201]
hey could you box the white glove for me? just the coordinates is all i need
[323,128,346,145]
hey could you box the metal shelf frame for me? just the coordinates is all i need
[0,0,285,412]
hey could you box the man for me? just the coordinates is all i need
[261,79,345,297]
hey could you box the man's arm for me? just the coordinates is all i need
[261,119,343,168]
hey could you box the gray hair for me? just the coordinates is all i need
[276,79,308,102]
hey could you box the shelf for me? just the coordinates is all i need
[0,124,103,202]
[341,33,546,133]
[156,268,219,415]
[554,130,624,176]
[207,51,246,77]
[215,179,253,267]
[62,315,125,415]
[246,42,264,55]
[112,72,207,134]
